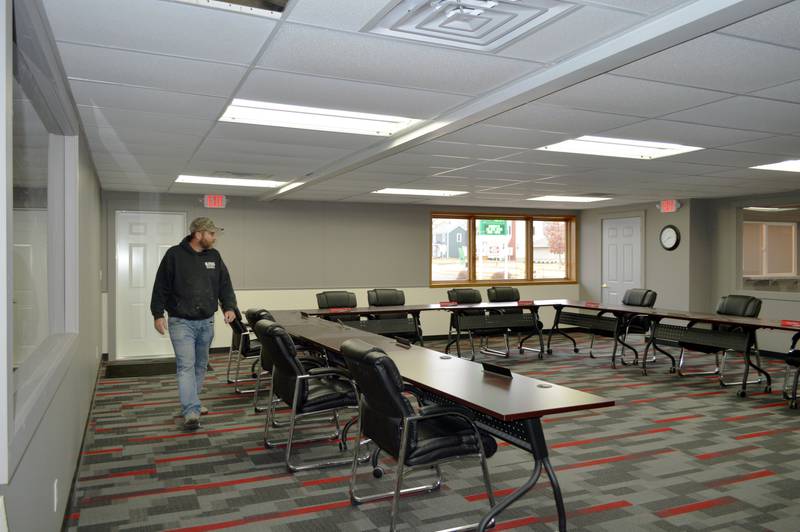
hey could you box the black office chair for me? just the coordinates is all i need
[680,295,762,383]
[367,288,423,344]
[254,320,361,472]
[485,286,544,357]
[226,308,262,393]
[316,290,361,323]
[445,288,501,359]
[340,338,496,531]
[783,333,800,408]
[616,289,658,364]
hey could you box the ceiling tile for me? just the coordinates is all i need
[598,119,772,147]
[102,183,171,192]
[615,33,800,93]
[83,126,205,152]
[258,24,540,95]
[486,103,642,134]
[498,5,644,63]
[284,0,391,31]
[208,122,379,150]
[85,136,196,158]
[662,96,800,134]
[719,135,800,157]
[78,105,214,137]
[579,0,689,14]
[750,79,800,104]
[539,74,729,117]
[240,68,468,119]
[407,139,525,159]
[665,149,783,169]
[720,1,800,49]
[439,124,571,150]
[44,0,276,64]
[69,79,227,119]
[196,137,349,161]
[58,42,246,97]
[91,152,189,172]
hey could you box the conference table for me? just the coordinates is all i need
[546,299,800,396]
[270,310,614,532]
[301,301,547,357]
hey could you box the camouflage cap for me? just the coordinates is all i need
[189,217,223,234]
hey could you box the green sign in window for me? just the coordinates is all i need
[478,220,508,236]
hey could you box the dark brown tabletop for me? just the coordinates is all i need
[297,300,543,317]
[271,310,614,422]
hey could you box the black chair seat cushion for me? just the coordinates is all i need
[786,350,800,368]
[404,405,497,467]
[297,378,357,413]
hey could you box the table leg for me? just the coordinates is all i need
[739,331,771,397]
[546,307,561,355]
[478,418,566,532]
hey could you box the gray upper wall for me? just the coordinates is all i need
[102,192,577,292]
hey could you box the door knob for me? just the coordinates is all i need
[601,283,608,288]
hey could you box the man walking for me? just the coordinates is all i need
[151,217,237,430]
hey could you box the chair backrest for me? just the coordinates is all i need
[487,286,519,302]
[368,288,405,306]
[228,308,248,350]
[244,308,274,327]
[253,320,307,405]
[341,339,414,457]
[316,291,357,309]
[621,289,657,308]
[447,288,482,304]
[367,288,407,320]
[716,295,762,318]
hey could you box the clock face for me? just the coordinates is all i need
[660,225,680,250]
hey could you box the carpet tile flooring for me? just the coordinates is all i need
[65,333,800,531]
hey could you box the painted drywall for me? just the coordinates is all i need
[689,199,713,312]
[101,192,578,356]
[579,201,692,311]
[0,138,102,531]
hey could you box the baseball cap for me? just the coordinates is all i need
[189,217,223,234]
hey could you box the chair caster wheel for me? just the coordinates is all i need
[373,467,384,478]
[783,391,790,400]
[790,400,798,409]
[546,349,552,355]
[669,367,677,374]
[737,390,747,398]
[573,348,579,353]
[764,385,772,393]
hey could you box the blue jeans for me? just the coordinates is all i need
[168,317,214,417]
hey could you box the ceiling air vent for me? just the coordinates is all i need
[363,0,576,52]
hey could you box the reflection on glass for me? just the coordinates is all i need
[741,207,800,292]
[475,219,526,280]
[431,218,469,281]
[12,79,50,367]
[532,220,567,279]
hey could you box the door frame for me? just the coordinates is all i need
[600,211,646,303]
[111,210,186,361]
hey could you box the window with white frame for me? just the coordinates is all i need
[742,221,797,277]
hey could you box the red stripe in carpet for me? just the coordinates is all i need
[493,500,633,530]
[128,425,262,443]
[686,391,726,398]
[163,499,353,531]
[653,415,702,423]
[753,401,787,409]
[80,473,287,504]
[629,397,659,404]
[82,447,123,456]
[301,474,351,487]
[735,426,800,440]
[694,445,760,460]
[155,451,240,464]
[79,468,156,481]
[706,469,775,487]
[551,427,672,449]
[655,496,737,518]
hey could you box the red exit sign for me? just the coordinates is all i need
[204,194,227,208]
[659,199,679,213]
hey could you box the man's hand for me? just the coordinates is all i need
[223,310,236,324]
[154,317,167,335]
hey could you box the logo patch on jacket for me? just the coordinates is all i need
[204,261,216,269]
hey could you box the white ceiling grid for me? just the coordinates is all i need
[38,0,800,208]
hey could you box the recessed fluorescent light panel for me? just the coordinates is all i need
[527,195,612,203]
[750,160,800,172]
[277,182,305,194]
[537,136,703,159]
[176,175,286,188]
[743,207,798,212]
[219,99,420,136]
[373,188,468,197]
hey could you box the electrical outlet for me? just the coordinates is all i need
[53,478,58,513]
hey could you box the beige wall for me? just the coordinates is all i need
[0,137,102,531]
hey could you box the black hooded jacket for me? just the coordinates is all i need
[150,236,237,320]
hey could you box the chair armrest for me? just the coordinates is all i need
[416,404,475,421]
[307,366,351,379]
[297,356,325,370]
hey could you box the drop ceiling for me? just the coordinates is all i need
[39,0,800,208]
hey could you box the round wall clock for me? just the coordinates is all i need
[659,225,680,251]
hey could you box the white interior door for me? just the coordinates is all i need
[12,209,49,368]
[602,217,642,305]
[115,211,185,359]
